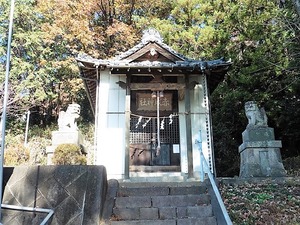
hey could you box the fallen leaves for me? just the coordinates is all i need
[219,179,300,224]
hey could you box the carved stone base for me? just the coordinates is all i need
[242,127,275,142]
[239,141,286,178]
[52,130,83,146]
[46,131,84,165]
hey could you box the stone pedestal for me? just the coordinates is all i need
[46,131,84,165]
[239,127,286,178]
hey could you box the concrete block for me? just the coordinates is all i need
[110,220,177,225]
[115,196,151,208]
[102,179,119,220]
[177,217,217,225]
[151,194,210,207]
[140,207,159,220]
[176,207,187,218]
[159,207,176,219]
[118,187,169,197]
[187,205,213,218]
[113,208,140,220]
[170,186,206,195]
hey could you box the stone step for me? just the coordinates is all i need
[110,220,176,225]
[130,166,181,173]
[118,185,207,197]
[109,181,216,225]
[113,205,213,221]
[128,172,187,182]
[115,194,210,209]
[119,181,204,187]
[177,217,217,225]
[109,217,217,225]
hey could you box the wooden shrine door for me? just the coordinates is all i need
[129,90,180,169]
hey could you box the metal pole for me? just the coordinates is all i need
[0,0,15,222]
[196,131,233,225]
[199,151,233,225]
[24,110,30,146]
[1,204,54,225]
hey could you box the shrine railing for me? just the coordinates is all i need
[196,130,233,225]
[0,204,54,225]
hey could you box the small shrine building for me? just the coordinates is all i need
[76,29,231,180]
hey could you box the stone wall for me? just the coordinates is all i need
[2,165,107,225]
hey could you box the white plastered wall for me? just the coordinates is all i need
[190,75,214,177]
[178,75,213,177]
[96,71,126,179]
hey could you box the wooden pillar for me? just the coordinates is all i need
[124,75,131,179]
[185,74,193,178]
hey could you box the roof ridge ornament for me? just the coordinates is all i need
[142,28,163,44]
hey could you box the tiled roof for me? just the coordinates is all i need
[114,28,189,61]
[76,29,232,113]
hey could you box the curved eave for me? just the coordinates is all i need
[76,57,232,113]
[78,67,97,115]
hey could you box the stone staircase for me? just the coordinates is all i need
[107,181,217,225]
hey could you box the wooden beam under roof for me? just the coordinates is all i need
[130,83,185,91]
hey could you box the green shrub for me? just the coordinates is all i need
[29,124,57,139]
[52,144,87,165]
[27,137,49,165]
[4,135,30,166]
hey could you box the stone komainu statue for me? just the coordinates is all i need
[244,101,268,128]
[58,103,81,131]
